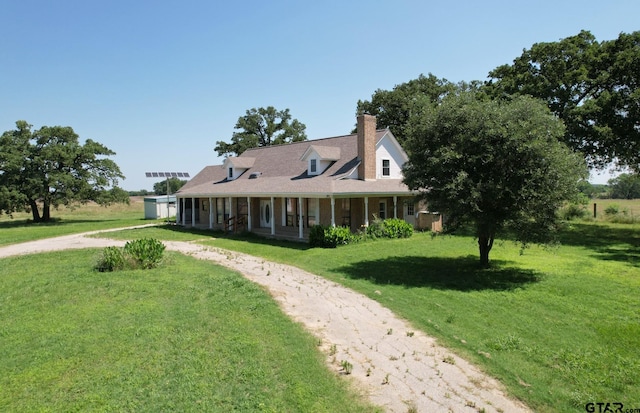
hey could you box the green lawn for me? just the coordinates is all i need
[103,223,640,413]
[0,250,379,413]
[3,199,639,412]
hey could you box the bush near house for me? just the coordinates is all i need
[310,218,414,248]
[366,217,414,239]
[309,225,353,248]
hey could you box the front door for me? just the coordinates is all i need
[260,200,271,228]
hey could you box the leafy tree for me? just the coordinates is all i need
[215,106,307,157]
[356,73,477,146]
[608,173,640,199]
[153,177,187,195]
[486,30,640,170]
[403,93,587,266]
[0,121,128,222]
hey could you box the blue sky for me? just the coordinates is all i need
[2,0,637,190]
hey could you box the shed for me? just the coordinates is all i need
[144,195,177,219]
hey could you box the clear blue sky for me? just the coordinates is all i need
[2,0,637,190]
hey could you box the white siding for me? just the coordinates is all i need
[376,135,406,179]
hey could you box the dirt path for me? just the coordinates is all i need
[0,231,530,413]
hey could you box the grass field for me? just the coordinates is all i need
[0,250,379,412]
[103,220,640,413]
[0,198,150,246]
[2,199,639,412]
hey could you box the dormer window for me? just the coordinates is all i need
[382,159,390,177]
[301,145,340,176]
[223,157,255,181]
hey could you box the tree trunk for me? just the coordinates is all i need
[42,201,51,222]
[478,235,494,267]
[29,199,42,222]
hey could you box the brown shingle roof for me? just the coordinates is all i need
[177,130,412,197]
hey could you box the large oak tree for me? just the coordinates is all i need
[486,30,640,170]
[0,121,128,222]
[215,106,307,157]
[403,93,587,266]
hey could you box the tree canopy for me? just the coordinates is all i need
[608,173,640,199]
[215,106,307,157]
[356,74,475,147]
[402,93,587,266]
[0,121,128,222]
[486,30,640,170]
[153,177,187,195]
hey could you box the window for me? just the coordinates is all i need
[407,202,415,216]
[382,159,390,176]
[228,167,233,179]
[307,198,318,227]
[216,198,224,224]
[341,198,351,227]
[286,198,299,227]
[379,201,386,219]
[310,159,317,173]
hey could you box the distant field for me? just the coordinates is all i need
[590,198,640,218]
[0,197,151,246]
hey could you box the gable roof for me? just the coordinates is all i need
[178,129,412,198]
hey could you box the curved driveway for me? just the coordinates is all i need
[0,229,530,413]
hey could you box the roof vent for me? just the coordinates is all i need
[249,172,262,179]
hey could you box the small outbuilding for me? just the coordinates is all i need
[144,195,177,219]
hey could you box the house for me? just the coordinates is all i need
[175,114,441,240]
[144,195,177,219]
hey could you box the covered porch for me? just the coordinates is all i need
[175,194,417,241]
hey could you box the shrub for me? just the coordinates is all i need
[96,246,127,272]
[605,204,620,216]
[96,238,166,271]
[561,203,588,221]
[309,225,353,248]
[366,217,414,239]
[124,238,166,269]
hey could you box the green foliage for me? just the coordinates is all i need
[153,177,187,195]
[366,217,414,239]
[356,74,465,147]
[96,238,165,271]
[0,120,127,222]
[309,225,354,248]
[560,203,588,221]
[608,173,640,199]
[215,106,307,157]
[124,238,166,269]
[486,30,640,169]
[403,92,588,265]
[605,204,620,215]
[96,246,127,272]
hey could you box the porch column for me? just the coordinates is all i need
[364,197,369,227]
[247,197,252,231]
[330,196,335,227]
[175,197,180,224]
[270,196,275,235]
[191,197,195,227]
[181,198,185,226]
[208,197,213,229]
[298,197,303,239]
[393,196,398,219]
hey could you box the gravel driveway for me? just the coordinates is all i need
[0,229,530,413]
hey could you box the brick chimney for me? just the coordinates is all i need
[357,114,376,181]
